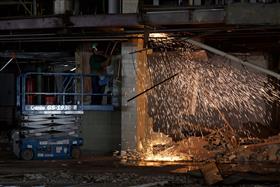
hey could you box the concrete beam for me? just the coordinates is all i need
[70,14,139,28]
[0,9,225,31]
[0,17,63,30]
[0,14,139,31]
[144,9,225,25]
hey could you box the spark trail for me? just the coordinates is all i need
[147,37,280,141]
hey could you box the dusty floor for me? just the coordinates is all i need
[0,156,279,187]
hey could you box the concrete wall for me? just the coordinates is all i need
[81,111,121,155]
[227,3,280,25]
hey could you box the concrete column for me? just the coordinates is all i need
[121,41,138,151]
[121,39,152,152]
[54,0,73,14]
[33,0,37,16]
[73,0,80,15]
[194,0,202,6]
[122,0,138,13]
[153,0,160,6]
[189,0,193,5]
[108,0,119,14]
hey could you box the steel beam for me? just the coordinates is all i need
[0,9,225,31]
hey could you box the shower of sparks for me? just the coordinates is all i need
[145,155,185,162]
[141,37,280,161]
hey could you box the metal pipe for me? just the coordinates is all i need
[0,58,13,72]
[185,39,280,80]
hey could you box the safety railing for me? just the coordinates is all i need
[17,72,115,115]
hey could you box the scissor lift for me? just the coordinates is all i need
[13,72,90,160]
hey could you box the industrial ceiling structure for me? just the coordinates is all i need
[0,0,279,186]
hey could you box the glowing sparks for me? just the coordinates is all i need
[149,33,168,38]
[137,38,280,162]
[123,38,280,163]
[145,38,280,143]
[144,154,185,162]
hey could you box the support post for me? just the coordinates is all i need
[33,0,37,16]
[108,0,119,14]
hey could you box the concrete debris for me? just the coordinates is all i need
[220,134,280,163]
[118,132,280,165]
[118,132,280,164]
[205,128,238,151]
[200,131,280,163]
[113,150,120,157]
[200,162,223,185]
[191,50,208,62]
[120,150,142,162]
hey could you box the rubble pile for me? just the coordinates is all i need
[235,135,280,162]
[119,150,142,163]
[121,130,280,164]
[204,130,235,152]
[218,133,280,163]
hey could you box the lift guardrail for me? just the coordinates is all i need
[17,72,115,115]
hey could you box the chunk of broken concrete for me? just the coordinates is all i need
[200,162,223,185]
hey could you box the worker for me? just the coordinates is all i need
[90,43,110,105]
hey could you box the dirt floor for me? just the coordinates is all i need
[0,156,279,187]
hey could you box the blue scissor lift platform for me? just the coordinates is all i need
[13,72,114,160]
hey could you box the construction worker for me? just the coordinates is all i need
[90,43,110,105]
